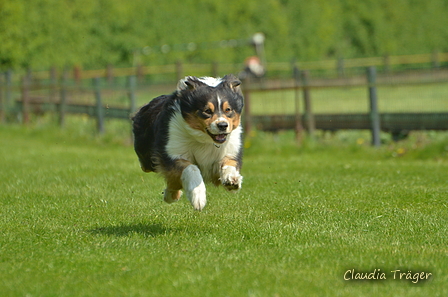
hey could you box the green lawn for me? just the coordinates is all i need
[1,123,447,296]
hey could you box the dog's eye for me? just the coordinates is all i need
[225,107,232,114]
[203,108,213,115]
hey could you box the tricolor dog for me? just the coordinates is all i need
[132,75,244,210]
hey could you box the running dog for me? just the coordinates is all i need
[132,75,244,210]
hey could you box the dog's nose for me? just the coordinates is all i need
[217,122,228,131]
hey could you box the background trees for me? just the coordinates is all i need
[1,0,447,70]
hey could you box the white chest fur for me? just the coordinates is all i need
[166,109,242,182]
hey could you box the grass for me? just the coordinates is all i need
[0,121,447,296]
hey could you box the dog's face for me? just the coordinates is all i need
[178,75,244,144]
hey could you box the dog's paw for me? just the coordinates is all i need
[186,183,207,211]
[181,165,207,211]
[163,189,182,204]
[220,166,243,192]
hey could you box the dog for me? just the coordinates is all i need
[132,74,244,210]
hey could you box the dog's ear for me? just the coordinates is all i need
[177,76,204,92]
[222,74,242,94]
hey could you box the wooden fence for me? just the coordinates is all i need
[242,66,448,145]
[0,74,137,133]
[1,53,448,145]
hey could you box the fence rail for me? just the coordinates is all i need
[1,75,137,133]
[242,67,448,145]
[1,55,448,145]
[3,52,448,83]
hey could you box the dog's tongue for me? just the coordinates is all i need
[215,134,227,143]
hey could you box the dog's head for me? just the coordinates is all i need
[177,75,244,144]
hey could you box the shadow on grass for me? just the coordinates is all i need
[90,223,171,238]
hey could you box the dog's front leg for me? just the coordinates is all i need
[220,158,243,191]
[181,164,207,211]
[164,160,206,210]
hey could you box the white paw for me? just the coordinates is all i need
[187,182,206,211]
[220,166,243,192]
[181,165,207,211]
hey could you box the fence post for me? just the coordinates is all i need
[212,61,219,77]
[59,70,69,127]
[50,67,58,103]
[21,75,31,124]
[0,74,4,122]
[301,70,315,138]
[74,66,82,86]
[106,64,113,84]
[176,60,183,82]
[136,63,145,82]
[383,54,390,73]
[93,77,105,134]
[432,50,440,69]
[128,75,137,114]
[242,77,252,136]
[293,64,303,144]
[337,58,344,77]
[5,70,12,113]
[367,66,381,147]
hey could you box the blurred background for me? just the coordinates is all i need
[1,0,448,69]
[1,0,448,143]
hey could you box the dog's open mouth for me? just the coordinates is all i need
[207,130,228,144]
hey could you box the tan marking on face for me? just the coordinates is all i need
[222,101,231,113]
[230,113,240,130]
[206,102,215,113]
[221,101,240,131]
[205,102,218,130]
[205,114,219,130]
[184,113,205,131]
[184,102,221,133]
[219,113,240,132]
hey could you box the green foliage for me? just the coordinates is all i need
[1,0,448,70]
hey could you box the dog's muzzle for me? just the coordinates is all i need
[207,130,228,144]
[207,120,231,144]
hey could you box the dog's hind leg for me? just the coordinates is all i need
[163,187,183,204]
[162,160,187,204]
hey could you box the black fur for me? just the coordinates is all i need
[132,74,244,173]
[132,94,175,172]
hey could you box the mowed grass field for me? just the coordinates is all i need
[1,121,447,296]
